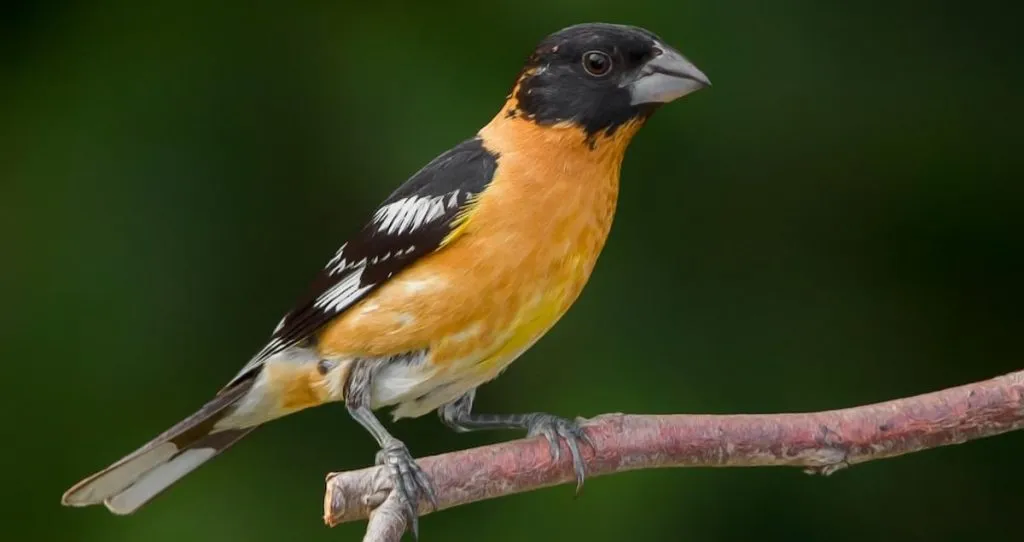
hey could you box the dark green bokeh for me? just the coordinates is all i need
[4,1,1022,540]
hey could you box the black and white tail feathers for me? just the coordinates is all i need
[61,378,255,514]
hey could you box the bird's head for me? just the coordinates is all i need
[501,23,710,144]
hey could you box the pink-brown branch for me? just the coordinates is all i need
[324,369,1024,541]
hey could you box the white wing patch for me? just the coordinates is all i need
[323,190,463,276]
[314,266,374,313]
[373,190,461,236]
[325,247,415,276]
[326,242,349,272]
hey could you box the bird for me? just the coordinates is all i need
[61,22,710,537]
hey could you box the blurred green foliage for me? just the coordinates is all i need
[3,1,1022,541]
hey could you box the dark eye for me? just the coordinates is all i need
[582,50,612,77]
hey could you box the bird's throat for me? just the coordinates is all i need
[480,103,643,169]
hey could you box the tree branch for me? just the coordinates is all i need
[324,369,1024,541]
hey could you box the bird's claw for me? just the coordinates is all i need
[525,413,594,495]
[375,441,437,540]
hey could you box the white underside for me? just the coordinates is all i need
[372,339,541,420]
[375,361,475,419]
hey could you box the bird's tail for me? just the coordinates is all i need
[61,378,256,515]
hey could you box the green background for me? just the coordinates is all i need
[4,1,1022,541]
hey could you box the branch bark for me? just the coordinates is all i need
[324,369,1024,541]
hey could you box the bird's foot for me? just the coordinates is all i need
[525,413,594,494]
[374,440,437,540]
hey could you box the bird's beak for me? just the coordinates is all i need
[627,43,711,106]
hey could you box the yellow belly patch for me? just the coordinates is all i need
[478,289,569,372]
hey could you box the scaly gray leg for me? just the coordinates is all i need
[345,359,437,539]
[437,389,594,493]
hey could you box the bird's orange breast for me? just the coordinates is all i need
[316,111,642,413]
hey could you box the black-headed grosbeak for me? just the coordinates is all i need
[62,22,710,535]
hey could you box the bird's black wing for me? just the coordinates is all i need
[226,137,498,385]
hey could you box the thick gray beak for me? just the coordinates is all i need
[627,43,711,105]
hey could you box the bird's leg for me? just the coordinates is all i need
[438,389,594,494]
[345,359,436,539]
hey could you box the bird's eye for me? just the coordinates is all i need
[582,51,612,77]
